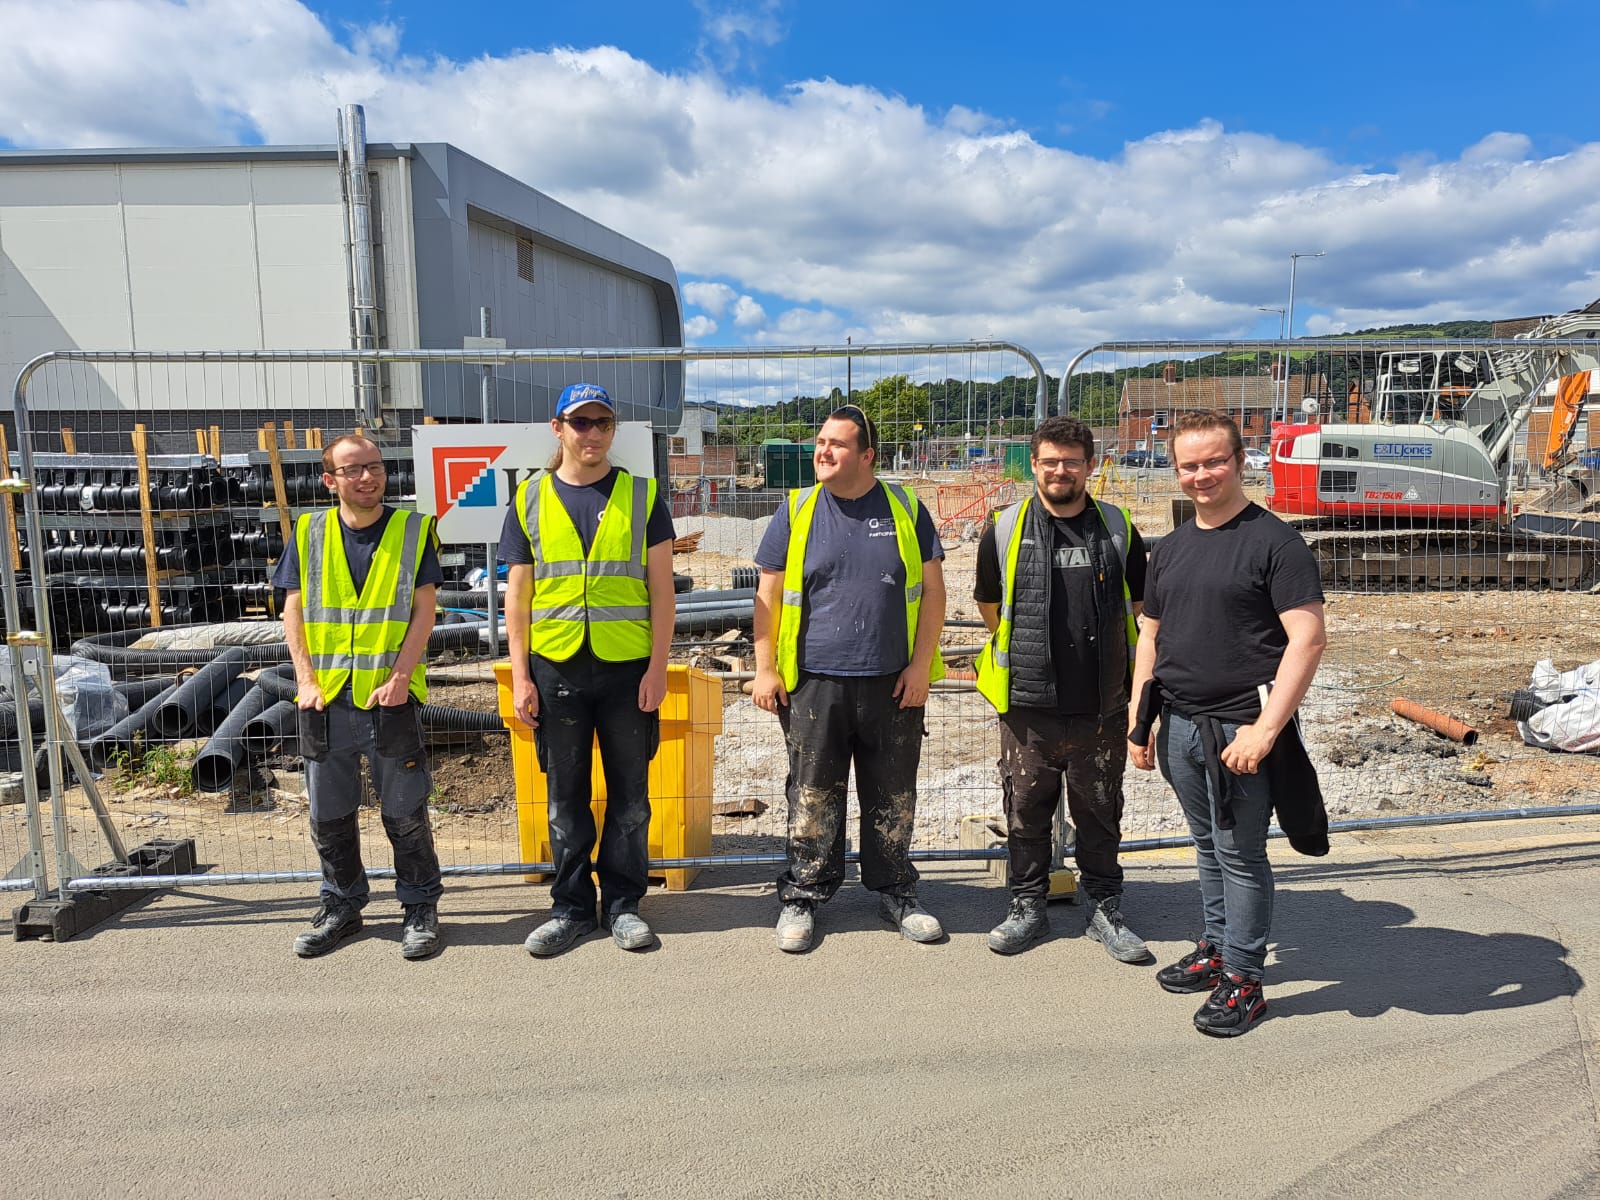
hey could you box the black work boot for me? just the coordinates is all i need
[293,899,363,958]
[987,897,1050,954]
[400,902,441,960]
[1084,895,1152,964]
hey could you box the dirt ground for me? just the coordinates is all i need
[6,482,1597,885]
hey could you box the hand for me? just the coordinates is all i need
[1128,738,1155,771]
[892,665,930,709]
[513,675,540,729]
[369,673,412,709]
[751,666,788,713]
[1220,722,1277,775]
[638,663,667,713]
[295,679,326,711]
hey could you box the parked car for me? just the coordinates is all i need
[1118,450,1169,469]
[1243,447,1270,470]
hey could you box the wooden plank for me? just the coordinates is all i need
[208,425,222,458]
[129,424,163,628]
[308,428,323,450]
[0,425,22,575]
[283,420,295,449]
[60,427,76,454]
[194,429,208,454]
[262,422,294,555]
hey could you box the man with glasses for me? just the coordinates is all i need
[500,382,676,956]
[752,404,947,953]
[1128,410,1326,1037]
[276,433,446,960]
[974,415,1150,959]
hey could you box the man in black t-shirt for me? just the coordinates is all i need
[1129,410,1326,1038]
[974,416,1149,959]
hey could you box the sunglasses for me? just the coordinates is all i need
[560,415,616,434]
[828,404,877,451]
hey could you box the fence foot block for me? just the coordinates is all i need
[11,838,198,942]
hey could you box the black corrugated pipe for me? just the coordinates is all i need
[150,648,250,739]
[192,685,278,792]
[253,664,505,734]
[114,676,180,708]
[674,604,753,633]
[243,699,298,754]
[83,684,178,770]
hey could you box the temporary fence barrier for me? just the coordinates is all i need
[2,341,1061,921]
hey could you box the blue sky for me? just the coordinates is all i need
[2,0,1597,364]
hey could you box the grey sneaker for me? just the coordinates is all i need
[293,900,363,958]
[987,897,1050,954]
[775,900,815,953]
[605,911,655,951]
[1085,896,1152,964]
[524,915,599,958]
[400,902,441,960]
[878,894,944,943]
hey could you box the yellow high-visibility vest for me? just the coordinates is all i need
[516,471,655,662]
[975,497,1136,714]
[297,507,432,707]
[775,481,946,691]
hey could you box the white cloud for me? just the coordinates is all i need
[682,281,738,316]
[732,295,767,328]
[2,2,1598,367]
[683,314,719,339]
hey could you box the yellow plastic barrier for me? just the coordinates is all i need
[493,662,723,890]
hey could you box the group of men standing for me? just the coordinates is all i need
[280,385,1325,1039]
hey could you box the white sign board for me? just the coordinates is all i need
[412,422,655,545]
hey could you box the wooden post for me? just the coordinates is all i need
[130,424,163,629]
[60,427,76,454]
[208,425,222,458]
[308,428,323,449]
[283,419,295,449]
[194,429,208,454]
[263,422,294,554]
[0,425,22,574]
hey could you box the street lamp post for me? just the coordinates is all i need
[1283,251,1325,422]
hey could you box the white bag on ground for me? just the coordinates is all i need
[1518,658,1600,755]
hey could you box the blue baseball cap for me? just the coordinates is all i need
[555,382,614,416]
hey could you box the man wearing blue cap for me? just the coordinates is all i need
[499,383,677,956]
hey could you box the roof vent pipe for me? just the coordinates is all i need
[339,103,381,426]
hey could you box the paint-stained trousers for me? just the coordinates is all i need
[998,708,1128,903]
[776,672,925,904]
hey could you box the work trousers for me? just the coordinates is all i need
[998,708,1128,902]
[530,650,658,920]
[776,672,924,904]
[305,697,441,908]
[1158,708,1275,978]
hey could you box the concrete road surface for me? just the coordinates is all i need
[4,815,1599,1199]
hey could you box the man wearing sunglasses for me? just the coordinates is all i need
[974,416,1150,960]
[752,405,947,952]
[276,433,446,960]
[500,382,677,957]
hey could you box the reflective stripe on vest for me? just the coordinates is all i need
[298,507,431,708]
[517,470,655,662]
[974,497,1136,714]
[775,480,946,691]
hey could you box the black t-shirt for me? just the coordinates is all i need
[1143,503,1324,712]
[754,483,943,677]
[975,503,1148,715]
[497,467,676,562]
[273,506,444,595]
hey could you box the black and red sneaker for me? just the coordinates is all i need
[1193,971,1268,1038]
[1156,938,1224,994]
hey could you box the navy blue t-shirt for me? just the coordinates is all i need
[273,506,444,595]
[497,467,675,562]
[754,482,943,677]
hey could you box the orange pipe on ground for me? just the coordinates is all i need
[1390,698,1479,746]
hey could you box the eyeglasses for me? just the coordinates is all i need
[827,405,877,451]
[328,462,387,480]
[1175,454,1239,477]
[1035,457,1089,473]
[560,415,616,434]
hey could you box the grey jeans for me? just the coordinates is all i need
[1157,708,1274,978]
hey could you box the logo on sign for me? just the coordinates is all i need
[1372,442,1433,459]
[432,446,508,517]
